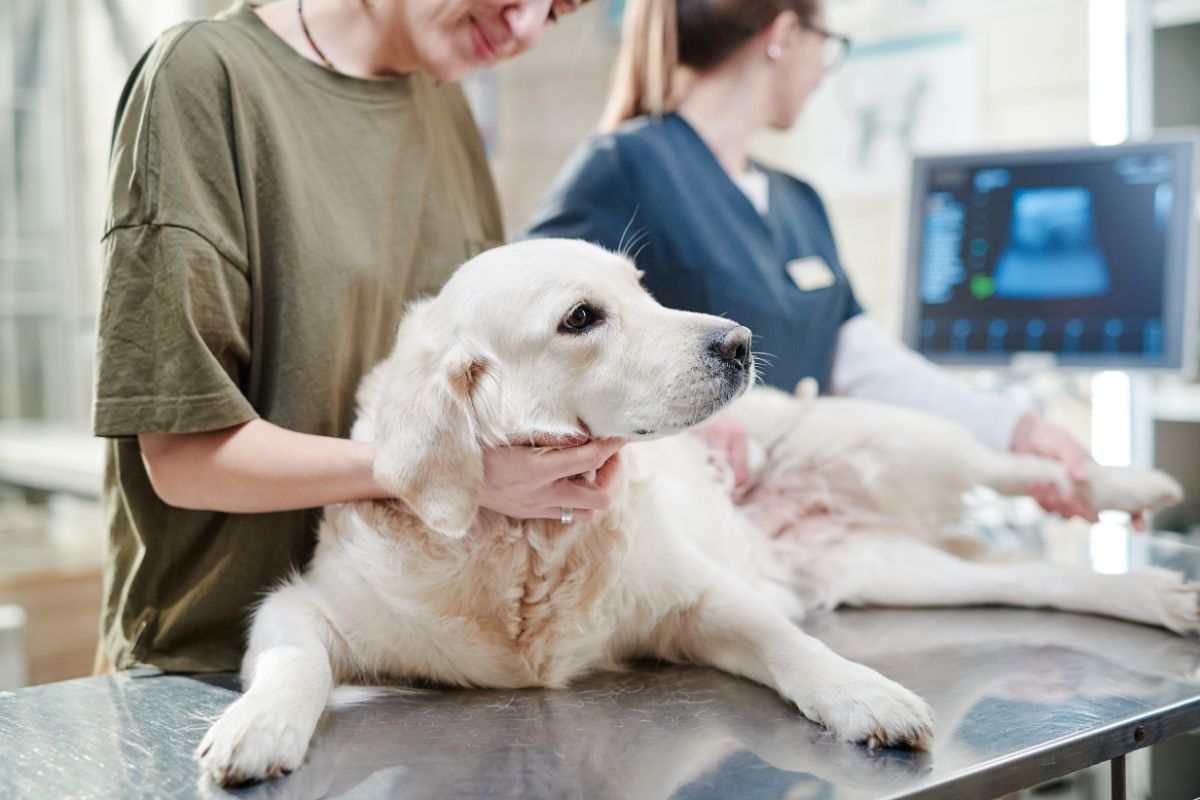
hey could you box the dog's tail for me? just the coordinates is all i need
[793,377,819,402]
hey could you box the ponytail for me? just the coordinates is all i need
[599,0,818,132]
[599,0,679,132]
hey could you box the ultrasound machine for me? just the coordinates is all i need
[902,137,1197,373]
[899,136,1200,544]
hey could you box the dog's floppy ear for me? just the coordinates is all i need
[371,304,490,539]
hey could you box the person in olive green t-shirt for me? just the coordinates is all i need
[94,0,622,674]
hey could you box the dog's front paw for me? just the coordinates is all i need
[196,692,315,786]
[798,665,934,750]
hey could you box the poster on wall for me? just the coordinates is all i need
[796,30,978,194]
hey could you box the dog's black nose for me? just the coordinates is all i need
[710,325,752,370]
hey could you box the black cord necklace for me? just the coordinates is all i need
[297,0,338,72]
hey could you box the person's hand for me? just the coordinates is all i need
[694,416,752,500]
[1010,410,1101,523]
[478,437,624,521]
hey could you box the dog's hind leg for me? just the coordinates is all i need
[967,447,1183,516]
[197,582,339,786]
[967,448,1072,498]
[1081,463,1183,514]
[802,534,1200,635]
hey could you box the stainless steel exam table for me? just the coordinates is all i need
[4,528,1200,799]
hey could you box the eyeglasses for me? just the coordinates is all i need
[802,22,852,71]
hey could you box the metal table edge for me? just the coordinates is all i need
[884,693,1200,799]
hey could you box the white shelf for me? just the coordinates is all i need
[1153,0,1200,27]
[0,424,104,498]
[1150,384,1200,423]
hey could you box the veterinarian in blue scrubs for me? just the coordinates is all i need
[527,0,1098,518]
[531,112,856,397]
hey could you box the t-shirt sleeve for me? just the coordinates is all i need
[94,24,255,437]
[94,224,255,437]
[107,22,248,256]
[522,136,642,252]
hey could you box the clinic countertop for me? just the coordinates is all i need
[4,529,1200,800]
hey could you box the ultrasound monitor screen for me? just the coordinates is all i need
[904,139,1196,369]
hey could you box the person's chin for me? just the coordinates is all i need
[768,103,805,130]
[423,54,472,83]
[413,40,475,82]
[434,63,469,81]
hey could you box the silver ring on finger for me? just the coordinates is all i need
[559,507,575,525]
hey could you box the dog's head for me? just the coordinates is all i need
[365,238,754,537]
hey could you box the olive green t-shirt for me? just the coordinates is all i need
[94,1,502,673]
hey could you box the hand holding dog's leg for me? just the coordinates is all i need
[197,585,336,786]
[1008,411,1098,520]
[973,433,1183,522]
[671,580,934,749]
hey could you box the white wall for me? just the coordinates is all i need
[749,0,1094,336]
[491,2,620,233]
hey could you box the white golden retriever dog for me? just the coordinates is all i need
[198,239,1190,786]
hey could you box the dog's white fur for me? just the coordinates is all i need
[197,240,1191,786]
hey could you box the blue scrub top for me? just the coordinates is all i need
[524,113,863,394]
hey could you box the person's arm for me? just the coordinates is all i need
[139,420,624,518]
[139,421,378,512]
[829,315,1028,451]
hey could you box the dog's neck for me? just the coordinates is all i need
[364,461,631,554]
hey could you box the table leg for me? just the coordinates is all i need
[1111,754,1126,800]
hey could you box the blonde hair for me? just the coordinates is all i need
[599,0,819,132]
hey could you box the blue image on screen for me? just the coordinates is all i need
[993,187,1111,299]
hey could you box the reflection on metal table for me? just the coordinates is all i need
[3,529,1200,800]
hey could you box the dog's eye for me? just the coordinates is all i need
[559,302,602,334]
